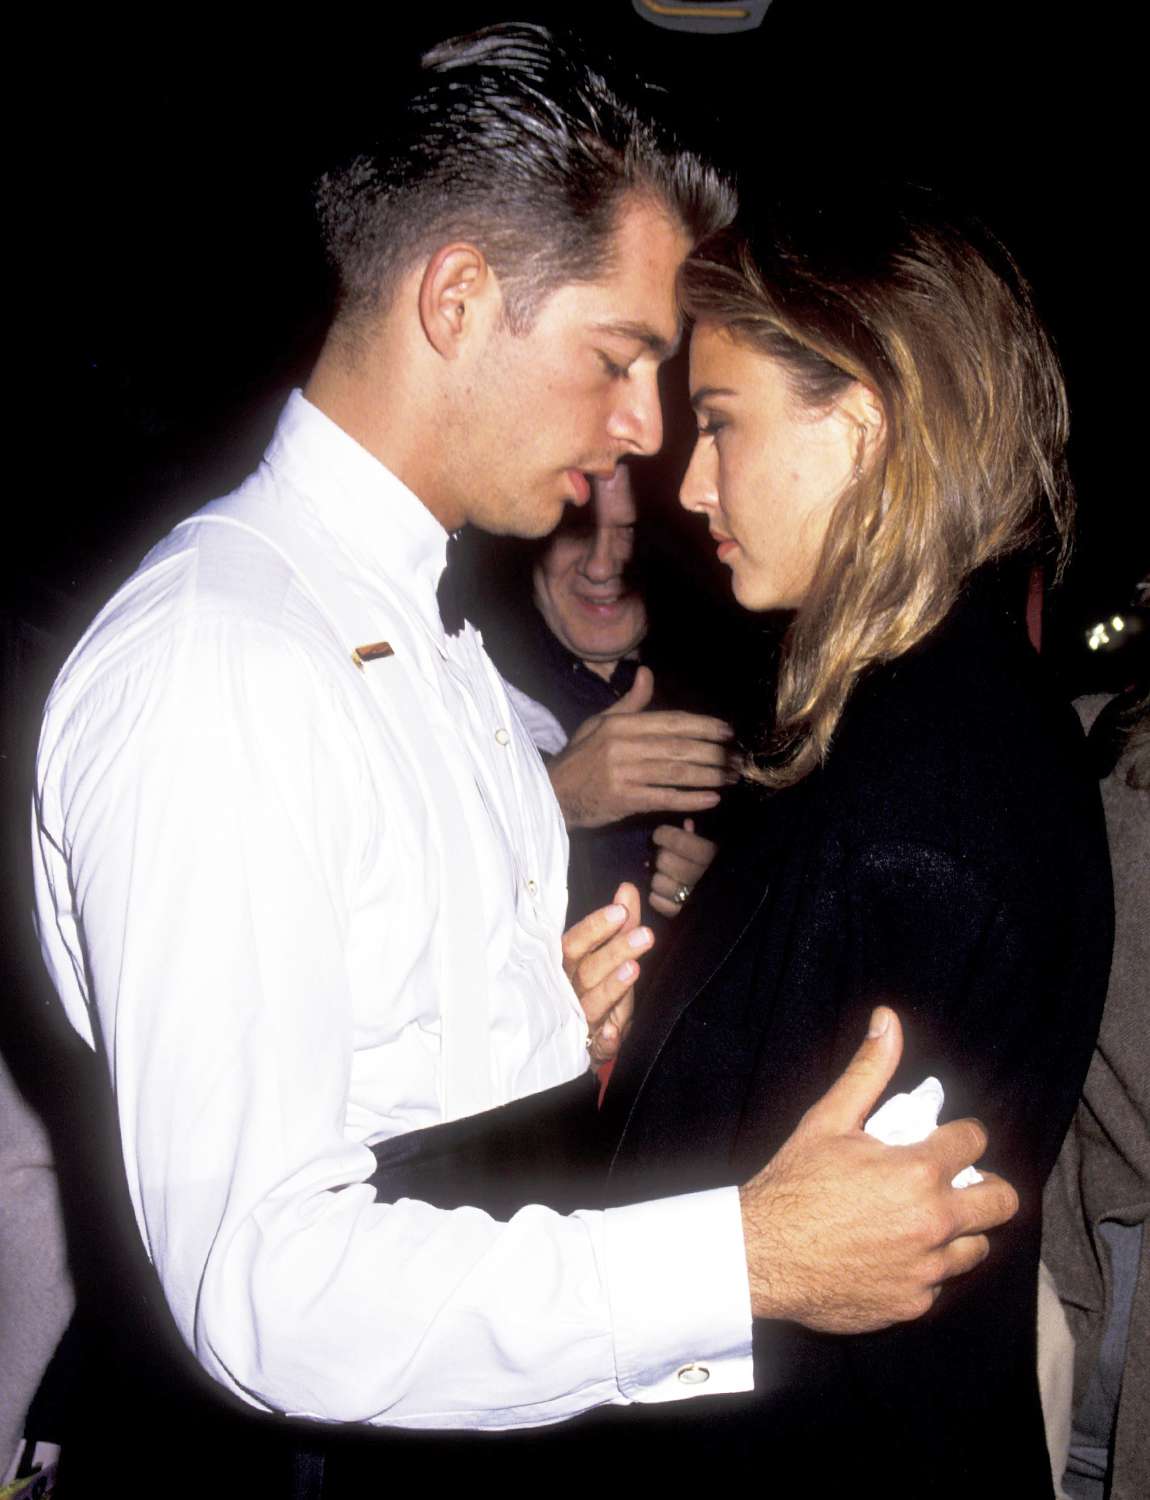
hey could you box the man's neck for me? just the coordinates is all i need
[582,657,619,683]
[304,330,462,532]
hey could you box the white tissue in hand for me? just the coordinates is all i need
[864,1076,983,1189]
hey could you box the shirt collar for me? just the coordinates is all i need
[262,389,452,633]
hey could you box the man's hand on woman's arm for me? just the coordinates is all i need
[561,909,1020,1334]
[739,1007,1019,1332]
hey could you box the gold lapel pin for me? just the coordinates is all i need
[352,641,395,670]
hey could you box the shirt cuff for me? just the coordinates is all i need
[603,1185,754,1404]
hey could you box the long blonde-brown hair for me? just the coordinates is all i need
[681,185,1072,788]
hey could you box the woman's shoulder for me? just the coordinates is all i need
[821,584,1097,866]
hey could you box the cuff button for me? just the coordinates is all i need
[676,1363,711,1386]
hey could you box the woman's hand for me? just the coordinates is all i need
[562,882,652,1067]
[649,817,718,918]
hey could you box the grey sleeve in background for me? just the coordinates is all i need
[0,1045,74,1483]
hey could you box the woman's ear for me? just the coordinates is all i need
[417,243,499,359]
[839,382,885,474]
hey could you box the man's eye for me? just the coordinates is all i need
[598,352,631,379]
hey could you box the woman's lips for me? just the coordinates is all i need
[713,534,738,562]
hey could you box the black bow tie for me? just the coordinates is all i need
[436,532,466,637]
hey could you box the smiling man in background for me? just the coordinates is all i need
[477,463,728,924]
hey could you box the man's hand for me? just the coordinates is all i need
[740,1008,1019,1332]
[562,882,651,1066]
[548,667,735,830]
[649,817,719,919]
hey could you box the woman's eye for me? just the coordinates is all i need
[698,418,726,438]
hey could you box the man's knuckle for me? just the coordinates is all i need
[922,1202,955,1246]
[904,1287,935,1321]
[902,1198,946,1248]
[903,1154,939,1195]
[919,1248,947,1286]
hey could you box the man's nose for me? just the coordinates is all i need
[606,368,664,457]
[582,527,621,582]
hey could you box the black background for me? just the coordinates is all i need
[23,1,1145,663]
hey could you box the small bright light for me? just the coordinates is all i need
[1111,616,1126,631]
[1086,623,1111,651]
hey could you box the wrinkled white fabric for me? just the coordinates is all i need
[501,678,569,758]
[866,1077,984,1188]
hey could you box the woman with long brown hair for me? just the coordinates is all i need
[596,184,1113,1491]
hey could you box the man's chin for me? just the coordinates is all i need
[514,497,569,540]
[568,626,648,667]
[471,501,564,541]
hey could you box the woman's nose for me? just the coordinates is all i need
[679,437,716,513]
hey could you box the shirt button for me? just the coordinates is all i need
[676,1363,711,1386]
[494,727,510,746]
[526,878,538,897]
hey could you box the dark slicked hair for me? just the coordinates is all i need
[315,23,735,334]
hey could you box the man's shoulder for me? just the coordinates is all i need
[44,492,348,734]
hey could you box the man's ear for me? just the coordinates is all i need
[418,243,499,359]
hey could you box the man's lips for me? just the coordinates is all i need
[572,590,631,616]
[564,465,620,505]
[565,470,591,504]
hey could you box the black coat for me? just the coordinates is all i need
[592,572,1113,1492]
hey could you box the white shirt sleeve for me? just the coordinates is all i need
[34,610,752,1430]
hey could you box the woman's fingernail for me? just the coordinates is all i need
[606,904,626,924]
[627,927,651,949]
[615,961,636,982]
[868,1007,890,1038]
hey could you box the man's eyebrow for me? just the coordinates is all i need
[591,320,680,359]
[690,385,736,408]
